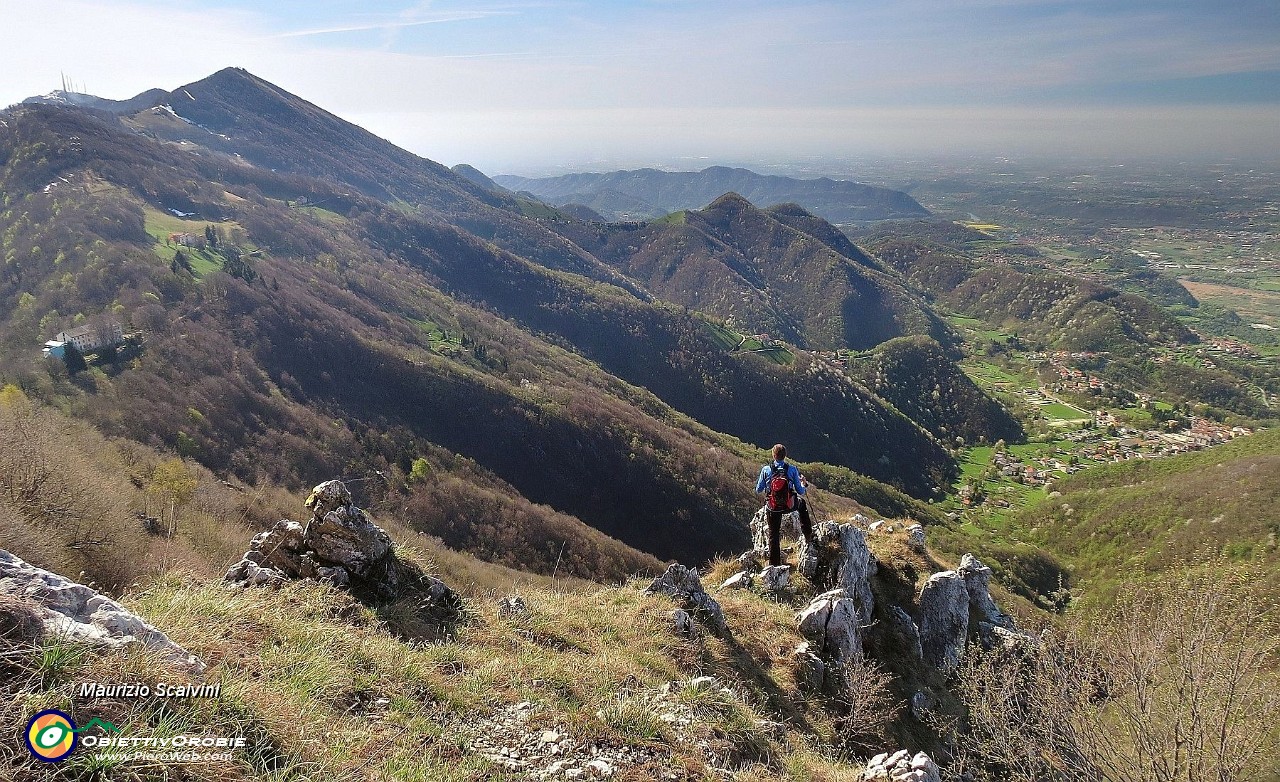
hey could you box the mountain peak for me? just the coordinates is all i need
[199,66,266,88]
[704,191,756,212]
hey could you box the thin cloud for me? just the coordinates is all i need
[272,12,511,40]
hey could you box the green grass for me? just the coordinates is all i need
[142,206,248,278]
[5,567,883,781]
[1040,402,1089,421]
[748,346,795,365]
[408,318,464,354]
[514,197,568,220]
[698,319,795,364]
[961,359,1036,390]
[937,428,1280,603]
[294,204,348,224]
[700,318,742,351]
[649,210,687,225]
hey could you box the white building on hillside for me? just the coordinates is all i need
[51,322,123,354]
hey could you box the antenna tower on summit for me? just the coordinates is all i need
[60,72,85,94]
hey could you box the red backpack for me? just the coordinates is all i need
[766,462,796,512]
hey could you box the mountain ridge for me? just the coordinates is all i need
[495,165,930,223]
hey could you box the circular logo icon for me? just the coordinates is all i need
[25,710,77,762]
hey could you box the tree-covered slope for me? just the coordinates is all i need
[556,194,951,352]
[1011,427,1280,592]
[0,100,952,579]
[851,336,1024,446]
[864,233,1193,352]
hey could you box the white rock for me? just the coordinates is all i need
[759,565,790,593]
[797,589,863,665]
[959,553,1015,630]
[688,675,718,691]
[918,571,968,673]
[645,564,727,635]
[805,522,876,622]
[0,549,204,672]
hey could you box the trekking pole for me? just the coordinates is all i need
[803,480,825,522]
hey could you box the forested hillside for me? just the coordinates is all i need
[854,223,1276,421]
[851,336,1024,445]
[0,84,961,578]
[554,194,950,351]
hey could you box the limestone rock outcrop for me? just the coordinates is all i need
[645,564,727,635]
[797,589,863,666]
[302,480,394,579]
[759,565,790,593]
[720,571,753,590]
[749,505,801,555]
[225,480,462,627]
[0,549,204,672]
[800,522,876,622]
[959,553,1015,631]
[861,749,941,782]
[917,570,969,673]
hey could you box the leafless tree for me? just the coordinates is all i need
[945,567,1280,782]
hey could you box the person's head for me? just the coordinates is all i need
[772,444,786,462]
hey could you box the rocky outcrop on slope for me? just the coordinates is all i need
[225,480,462,627]
[786,521,882,693]
[917,571,969,673]
[797,589,863,687]
[959,553,1015,632]
[0,549,204,671]
[645,564,727,635]
[749,505,802,555]
[800,521,876,622]
[733,506,1027,769]
[861,749,942,782]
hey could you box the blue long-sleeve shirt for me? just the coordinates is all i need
[756,461,805,496]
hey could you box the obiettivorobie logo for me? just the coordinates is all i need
[24,711,118,762]
[24,709,244,764]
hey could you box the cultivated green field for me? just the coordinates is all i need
[142,207,248,278]
[1040,401,1090,421]
[698,319,795,364]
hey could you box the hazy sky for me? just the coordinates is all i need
[2,0,1278,174]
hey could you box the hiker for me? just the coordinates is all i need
[755,444,814,567]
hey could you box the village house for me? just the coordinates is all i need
[43,322,124,359]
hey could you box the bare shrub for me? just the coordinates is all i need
[0,388,148,589]
[947,565,1280,782]
[835,655,900,758]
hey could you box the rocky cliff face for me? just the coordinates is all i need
[918,571,970,673]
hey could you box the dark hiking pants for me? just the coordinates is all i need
[768,496,814,567]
